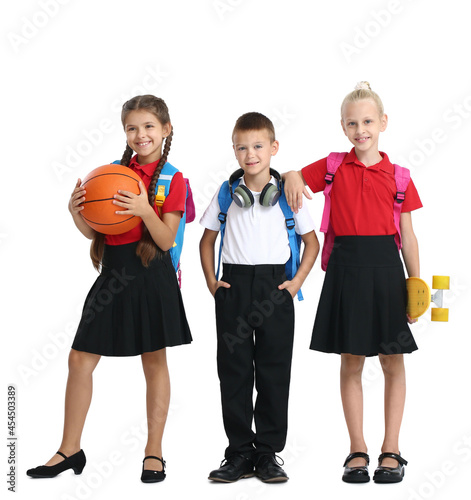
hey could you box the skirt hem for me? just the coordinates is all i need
[72,339,192,357]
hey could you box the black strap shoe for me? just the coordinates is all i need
[208,454,254,482]
[27,450,86,478]
[141,456,166,483]
[254,454,288,483]
[373,452,408,483]
[342,452,370,483]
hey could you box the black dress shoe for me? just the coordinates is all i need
[342,452,370,483]
[373,452,408,483]
[254,454,288,483]
[141,456,166,483]
[27,450,86,478]
[208,454,254,482]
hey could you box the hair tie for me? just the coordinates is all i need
[354,81,371,91]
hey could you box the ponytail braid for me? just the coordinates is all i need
[147,128,173,204]
[120,144,134,167]
[136,127,174,267]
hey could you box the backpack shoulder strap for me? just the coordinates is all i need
[215,180,238,280]
[393,164,410,199]
[155,162,178,207]
[392,164,410,250]
[218,179,236,217]
[278,188,303,301]
[320,152,347,233]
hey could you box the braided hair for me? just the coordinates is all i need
[90,95,173,270]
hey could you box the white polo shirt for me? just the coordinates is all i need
[200,176,316,266]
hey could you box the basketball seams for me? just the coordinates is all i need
[81,214,137,226]
[81,198,118,204]
[81,172,140,187]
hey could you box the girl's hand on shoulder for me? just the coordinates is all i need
[68,178,86,216]
[113,181,153,218]
[283,171,311,213]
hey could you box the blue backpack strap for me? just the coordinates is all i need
[154,162,187,275]
[216,179,238,280]
[156,162,178,199]
[278,189,303,301]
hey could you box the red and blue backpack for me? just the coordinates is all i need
[113,160,195,286]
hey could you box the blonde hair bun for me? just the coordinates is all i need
[341,81,384,118]
[354,81,371,91]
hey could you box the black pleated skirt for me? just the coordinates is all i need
[310,235,418,357]
[72,242,192,356]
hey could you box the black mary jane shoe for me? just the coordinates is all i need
[27,450,86,478]
[373,452,408,483]
[254,454,289,483]
[342,452,370,483]
[141,456,166,483]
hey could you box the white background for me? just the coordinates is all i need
[2,1,470,499]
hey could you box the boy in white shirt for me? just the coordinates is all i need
[200,112,319,483]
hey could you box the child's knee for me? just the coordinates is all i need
[141,349,168,375]
[378,353,404,375]
[340,353,365,376]
[68,349,100,373]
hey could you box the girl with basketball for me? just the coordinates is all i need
[283,82,422,484]
[27,95,192,483]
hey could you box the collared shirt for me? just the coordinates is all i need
[105,155,186,245]
[301,148,422,236]
[200,176,316,266]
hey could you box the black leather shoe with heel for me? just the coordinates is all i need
[27,450,86,478]
[141,456,166,483]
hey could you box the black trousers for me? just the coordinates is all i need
[215,263,295,459]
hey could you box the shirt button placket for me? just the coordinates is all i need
[363,170,371,193]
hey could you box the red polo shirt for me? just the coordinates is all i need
[105,155,186,245]
[301,148,422,236]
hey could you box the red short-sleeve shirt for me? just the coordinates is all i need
[301,148,422,236]
[105,156,186,245]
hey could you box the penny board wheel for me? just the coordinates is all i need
[431,308,449,322]
[432,276,450,290]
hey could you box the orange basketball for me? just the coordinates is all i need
[80,164,142,235]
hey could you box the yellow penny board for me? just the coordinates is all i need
[406,276,449,321]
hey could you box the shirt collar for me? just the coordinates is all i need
[129,154,160,177]
[344,147,393,174]
[240,175,277,193]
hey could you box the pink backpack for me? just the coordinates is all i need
[320,152,410,271]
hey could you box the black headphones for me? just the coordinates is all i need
[228,168,282,208]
